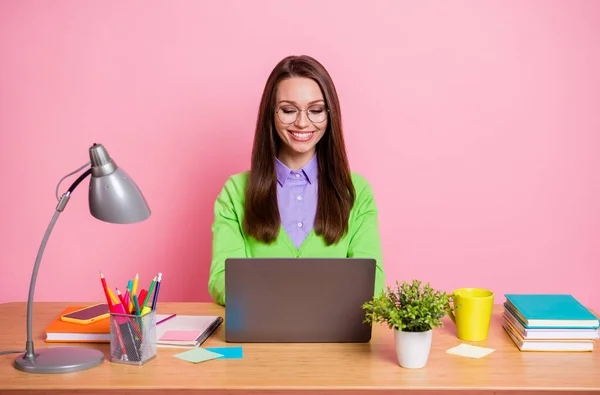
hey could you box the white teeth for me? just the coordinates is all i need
[291,132,312,138]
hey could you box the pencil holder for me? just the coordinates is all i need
[109,310,157,365]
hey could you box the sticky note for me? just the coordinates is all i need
[205,346,243,359]
[159,330,201,342]
[173,348,223,363]
[446,343,495,358]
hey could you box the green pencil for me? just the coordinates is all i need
[133,294,141,315]
[142,276,157,309]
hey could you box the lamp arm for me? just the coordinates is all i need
[23,168,92,360]
[67,168,92,194]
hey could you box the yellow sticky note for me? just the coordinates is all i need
[446,343,495,359]
[174,348,223,363]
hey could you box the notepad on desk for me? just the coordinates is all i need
[155,314,223,348]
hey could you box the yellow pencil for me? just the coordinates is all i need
[129,273,139,312]
[106,287,119,305]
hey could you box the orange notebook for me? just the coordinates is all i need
[44,306,110,343]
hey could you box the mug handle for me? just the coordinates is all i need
[448,309,456,324]
[447,295,457,324]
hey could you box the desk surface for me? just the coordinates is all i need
[0,302,598,394]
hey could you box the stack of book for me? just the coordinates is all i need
[503,294,600,352]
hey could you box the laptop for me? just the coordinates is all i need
[224,257,376,343]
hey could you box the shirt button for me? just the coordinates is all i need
[295,174,300,178]
[297,222,303,227]
[297,196,302,201]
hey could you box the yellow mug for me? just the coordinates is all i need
[448,288,494,341]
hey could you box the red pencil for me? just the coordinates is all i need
[100,272,114,310]
[116,288,128,308]
[100,274,128,357]
[139,289,148,306]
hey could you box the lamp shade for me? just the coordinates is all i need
[88,144,151,224]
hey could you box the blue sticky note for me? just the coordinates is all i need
[205,346,243,359]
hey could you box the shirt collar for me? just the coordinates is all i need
[275,154,319,186]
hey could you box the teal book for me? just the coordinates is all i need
[504,294,600,329]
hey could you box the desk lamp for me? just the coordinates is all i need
[14,143,151,374]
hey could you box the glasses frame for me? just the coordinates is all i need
[274,104,329,125]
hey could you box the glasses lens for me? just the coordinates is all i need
[307,105,327,123]
[277,106,298,124]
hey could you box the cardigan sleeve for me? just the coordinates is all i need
[347,176,386,296]
[208,177,247,306]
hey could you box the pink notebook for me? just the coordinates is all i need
[159,330,202,342]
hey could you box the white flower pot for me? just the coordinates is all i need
[394,328,433,369]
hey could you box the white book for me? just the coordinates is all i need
[503,320,595,352]
[503,310,600,340]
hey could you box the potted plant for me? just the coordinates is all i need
[362,280,454,369]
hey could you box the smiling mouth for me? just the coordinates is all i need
[288,130,315,142]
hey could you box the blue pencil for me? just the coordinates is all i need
[151,272,162,310]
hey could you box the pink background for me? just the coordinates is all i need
[1,1,599,311]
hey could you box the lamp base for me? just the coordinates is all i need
[14,347,104,374]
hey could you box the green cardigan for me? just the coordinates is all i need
[208,171,386,305]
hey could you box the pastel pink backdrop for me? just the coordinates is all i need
[1,1,599,310]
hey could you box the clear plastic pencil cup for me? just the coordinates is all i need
[109,310,157,365]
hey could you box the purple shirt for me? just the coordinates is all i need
[275,155,319,249]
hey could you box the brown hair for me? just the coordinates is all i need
[243,55,355,245]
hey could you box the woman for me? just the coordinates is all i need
[208,55,385,305]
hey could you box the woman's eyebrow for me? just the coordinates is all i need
[278,99,326,105]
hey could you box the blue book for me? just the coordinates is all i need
[504,294,600,329]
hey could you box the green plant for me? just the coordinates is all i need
[362,280,454,332]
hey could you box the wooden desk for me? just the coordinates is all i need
[0,302,598,394]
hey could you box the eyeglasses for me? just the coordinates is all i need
[275,104,328,124]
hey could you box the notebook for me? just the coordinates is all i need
[155,315,223,348]
[44,306,110,343]
[504,294,600,329]
[503,318,595,352]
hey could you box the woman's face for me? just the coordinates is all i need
[274,77,328,166]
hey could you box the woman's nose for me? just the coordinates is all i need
[294,110,310,127]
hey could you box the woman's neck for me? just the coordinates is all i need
[277,149,316,171]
